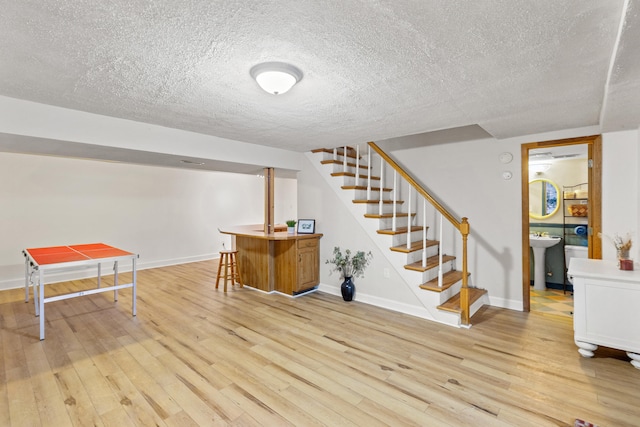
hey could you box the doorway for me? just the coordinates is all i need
[521,135,602,312]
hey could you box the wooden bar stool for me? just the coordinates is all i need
[216,250,243,292]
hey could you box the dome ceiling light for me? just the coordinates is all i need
[530,163,551,174]
[250,62,303,95]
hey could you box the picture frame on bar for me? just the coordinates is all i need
[297,219,315,234]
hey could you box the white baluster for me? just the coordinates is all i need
[406,185,412,250]
[422,199,427,267]
[379,156,384,216]
[343,145,348,173]
[333,147,337,161]
[355,144,360,185]
[367,146,371,199]
[438,214,443,287]
[392,170,397,232]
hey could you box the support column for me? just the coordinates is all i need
[264,167,275,234]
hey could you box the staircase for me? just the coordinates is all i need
[310,143,488,328]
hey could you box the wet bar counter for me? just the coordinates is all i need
[220,225,322,295]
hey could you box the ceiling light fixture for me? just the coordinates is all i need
[250,62,303,95]
[530,163,551,174]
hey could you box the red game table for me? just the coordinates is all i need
[23,243,138,340]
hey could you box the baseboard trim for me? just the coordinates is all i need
[317,282,432,319]
[488,295,523,311]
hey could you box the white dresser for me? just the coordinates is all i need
[568,258,640,369]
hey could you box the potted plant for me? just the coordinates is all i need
[286,220,297,233]
[326,246,373,301]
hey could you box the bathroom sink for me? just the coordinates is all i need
[530,235,562,290]
[530,235,562,248]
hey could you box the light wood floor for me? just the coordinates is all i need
[1,260,639,426]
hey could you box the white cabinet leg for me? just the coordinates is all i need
[627,352,640,369]
[576,340,598,358]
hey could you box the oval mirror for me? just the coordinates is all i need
[529,178,560,219]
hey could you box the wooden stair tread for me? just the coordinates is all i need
[332,172,380,180]
[312,147,359,160]
[404,254,456,272]
[437,288,488,313]
[390,239,438,253]
[419,270,470,292]
[353,199,404,205]
[342,185,392,192]
[364,212,415,219]
[377,225,425,235]
[321,159,369,169]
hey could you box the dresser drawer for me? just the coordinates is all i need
[298,238,317,249]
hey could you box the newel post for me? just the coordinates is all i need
[460,217,470,325]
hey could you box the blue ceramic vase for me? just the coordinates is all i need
[341,276,355,301]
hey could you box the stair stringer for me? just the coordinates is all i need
[307,151,465,327]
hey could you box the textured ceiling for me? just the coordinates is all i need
[0,0,637,155]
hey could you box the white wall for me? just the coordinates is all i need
[0,152,297,290]
[602,129,640,261]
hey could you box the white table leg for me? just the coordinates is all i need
[113,261,118,301]
[39,269,45,340]
[576,340,598,358]
[33,268,40,317]
[24,258,29,302]
[98,262,101,288]
[132,257,137,316]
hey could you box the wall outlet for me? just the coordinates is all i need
[383,268,390,278]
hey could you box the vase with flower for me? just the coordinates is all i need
[326,246,373,301]
[599,232,633,270]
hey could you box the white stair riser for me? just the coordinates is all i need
[390,229,428,247]
[341,176,380,187]
[378,217,410,229]
[415,260,455,285]
[364,203,404,215]
[469,291,489,318]
[330,163,370,175]
[437,281,462,305]
[405,245,440,264]
[320,151,362,163]
[352,189,387,199]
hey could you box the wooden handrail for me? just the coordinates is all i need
[368,142,462,231]
[368,141,471,325]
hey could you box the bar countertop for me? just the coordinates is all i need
[219,224,323,240]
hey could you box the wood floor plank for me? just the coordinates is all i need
[0,334,9,427]
[219,383,293,426]
[213,359,325,426]
[24,341,73,426]
[114,335,183,419]
[2,259,640,426]
[52,366,105,426]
